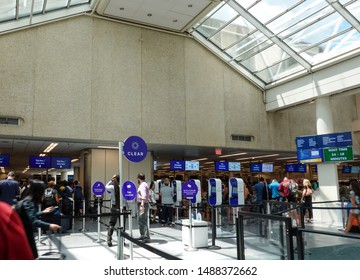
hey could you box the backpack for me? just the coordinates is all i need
[288,181,297,195]
[74,186,83,200]
[43,188,55,207]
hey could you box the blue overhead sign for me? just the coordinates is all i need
[170,160,185,171]
[317,131,352,148]
[295,135,318,150]
[215,161,228,171]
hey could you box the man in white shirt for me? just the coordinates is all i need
[136,173,150,242]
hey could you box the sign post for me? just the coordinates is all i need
[182,181,198,251]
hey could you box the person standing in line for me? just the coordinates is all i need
[0,171,20,206]
[14,180,61,259]
[0,201,34,260]
[136,173,150,242]
[301,179,314,223]
[160,177,174,226]
[105,175,120,247]
[268,179,280,201]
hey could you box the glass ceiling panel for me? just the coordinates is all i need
[196,3,237,39]
[1,2,16,22]
[46,0,69,11]
[239,44,291,72]
[255,57,304,84]
[345,1,360,22]
[19,0,44,18]
[267,1,330,38]
[191,0,360,86]
[209,17,250,50]
[284,12,352,53]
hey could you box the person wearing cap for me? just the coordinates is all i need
[0,171,20,205]
[105,175,120,247]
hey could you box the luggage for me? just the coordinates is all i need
[38,232,66,260]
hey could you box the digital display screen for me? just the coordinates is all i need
[0,154,10,167]
[286,164,297,172]
[185,161,199,171]
[342,166,351,173]
[215,161,228,171]
[51,157,71,169]
[170,160,185,171]
[228,162,241,171]
[262,163,273,172]
[351,166,360,174]
[29,156,51,168]
[250,163,262,173]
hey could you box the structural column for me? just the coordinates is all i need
[315,96,340,224]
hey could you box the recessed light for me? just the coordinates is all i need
[188,4,193,8]
[147,13,152,17]
[173,19,178,22]
[120,7,124,10]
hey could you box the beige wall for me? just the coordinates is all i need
[0,16,356,153]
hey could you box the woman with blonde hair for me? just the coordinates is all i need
[301,179,314,223]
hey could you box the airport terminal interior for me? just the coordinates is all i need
[1,0,360,260]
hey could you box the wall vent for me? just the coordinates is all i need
[231,134,254,142]
[0,117,21,126]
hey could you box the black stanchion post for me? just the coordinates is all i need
[208,205,221,250]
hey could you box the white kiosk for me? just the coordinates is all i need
[229,178,245,226]
[172,180,182,222]
[208,178,222,206]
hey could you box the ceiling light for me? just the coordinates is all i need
[192,158,208,161]
[43,143,58,153]
[147,13,152,17]
[219,152,247,158]
[276,156,298,160]
[71,158,79,163]
[173,19,178,22]
[188,4,193,7]
[97,146,118,149]
[39,154,46,157]
[120,7,124,10]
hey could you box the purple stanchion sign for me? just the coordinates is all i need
[123,136,147,163]
[92,181,105,197]
[182,180,198,200]
[122,180,137,201]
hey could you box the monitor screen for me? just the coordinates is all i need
[351,166,360,174]
[262,163,273,172]
[342,166,351,173]
[0,154,10,167]
[185,161,199,171]
[228,162,241,171]
[51,157,71,169]
[215,161,228,171]
[286,164,297,172]
[170,160,185,171]
[29,156,51,168]
[297,164,307,173]
[250,163,262,173]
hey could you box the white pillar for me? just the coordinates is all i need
[315,97,340,224]
[61,171,67,181]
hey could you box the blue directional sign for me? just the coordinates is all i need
[123,136,147,163]
[295,135,318,150]
[215,161,228,171]
[92,181,105,197]
[122,180,137,201]
[317,131,352,148]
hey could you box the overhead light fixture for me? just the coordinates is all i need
[71,158,79,163]
[0,167,5,173]
[192,158,208,161]
[22,166,29,174]
[97,146,118,149]
[219,152,247,158]
[43,143,58,153]
[276,156,298,160]
[39,154,46,157]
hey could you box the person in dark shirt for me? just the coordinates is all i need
[0,171,20,205]
[15,179,61,259]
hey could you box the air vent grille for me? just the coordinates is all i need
[0,117,20,126]
[231,134,254,142]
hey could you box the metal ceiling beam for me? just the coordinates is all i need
[227,0,312,72]
[326,0,360,32]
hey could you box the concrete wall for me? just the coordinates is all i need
[0,16,356,153]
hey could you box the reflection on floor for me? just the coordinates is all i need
[35,216,360,260]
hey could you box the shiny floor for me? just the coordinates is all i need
[34,215,360,260]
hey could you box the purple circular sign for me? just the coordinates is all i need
[92,181,105,197]
[123,136,147,163]
[182,180,198,199]
[122,180,137,201]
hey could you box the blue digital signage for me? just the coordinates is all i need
[215,161,228,172]
[286,163,306,173]
[0,154,10,167]
[29,156,51,168]
[250,163,262,173]
[170,160,185,171]
[317,131,352,148]
[51,157,71,169]
[297,149,323,163]
[185,161,199,171]
[342,166,351,174]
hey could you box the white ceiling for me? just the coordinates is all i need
[96,0,219,32]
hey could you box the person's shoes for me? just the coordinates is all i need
[142,238,150,243]
[107,241,113,247]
